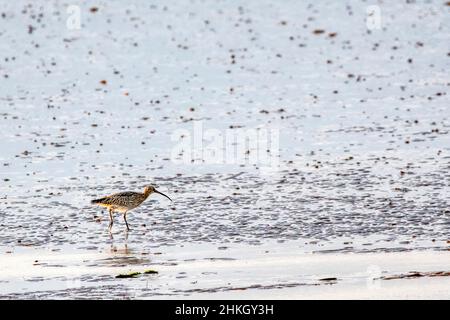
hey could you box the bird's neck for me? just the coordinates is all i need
[143,190,152,198]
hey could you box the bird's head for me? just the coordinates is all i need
[144,185,172,201]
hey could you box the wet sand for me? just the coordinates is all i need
[1,242,449,299]
[0,1,449,299]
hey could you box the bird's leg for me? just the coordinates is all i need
[108,208,114,231]
[123,212,130,231]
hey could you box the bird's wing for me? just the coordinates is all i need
[111,191,140,198]
[94,191,140,205]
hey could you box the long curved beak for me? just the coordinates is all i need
[155,189,172,202]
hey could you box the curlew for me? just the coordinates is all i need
[91,185,172,231]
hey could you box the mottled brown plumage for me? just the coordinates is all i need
[91,185,172,231]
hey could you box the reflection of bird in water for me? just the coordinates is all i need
[110,243,131,255]
[91,185,172,231]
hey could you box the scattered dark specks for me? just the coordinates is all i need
[28,25,35,34]
[90,7,99,13]
[313,29,325,34]
[328,32,337,38]
[99,80,107,85]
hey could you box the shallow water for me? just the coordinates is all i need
[1,243,450,299]
[0,0,449,298]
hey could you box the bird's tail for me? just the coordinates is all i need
[91,197,106,204]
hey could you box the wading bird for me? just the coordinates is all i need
[91,185,172,231]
